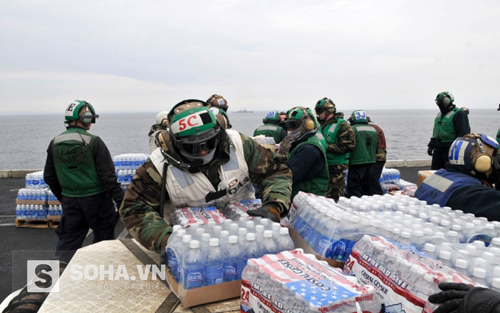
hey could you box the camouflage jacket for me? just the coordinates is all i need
[119,131,292,252]
[320,115,356,155]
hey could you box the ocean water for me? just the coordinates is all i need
[1,109,499,170]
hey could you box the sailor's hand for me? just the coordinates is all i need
[428,282,500,313]
[427,147,433,156]
[247,203,280,222]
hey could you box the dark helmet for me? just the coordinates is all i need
[206,94,228,111]
[284,107,318,140]
[314,97,336,116]
[167,100,220,165]
[448,134,498,180]
[263,111,281,124]
[64,100,99,125]
[435,91,454,108]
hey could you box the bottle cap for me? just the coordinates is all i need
[455,258,468,269]
[260,219,269,226]
[263,230,273,238]
[220,230,229,238]
[196,228,205,235]
[246,233,256,241]
[209,238,219,246]
[256,225,264,232]
[492,277,500,289]
[238,228,247,236]
[473,268,486,278]
[172,225,182,233]
[213,225,222,233]
[424,243,435,252]
[189,240,200,249]
[228,235,238,244]
[201,233,211,241]
[279,227,289,235]
[182,234,192,243]
[439,250,451,260]
[245,220,255,229]
[400,231,411,239]
[491,237,500,246]
[272,223,281,231]
[176,229,186,238]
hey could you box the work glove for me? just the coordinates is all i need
[427,147,433,156]
[428,282,500,313]
[247,203,281,222]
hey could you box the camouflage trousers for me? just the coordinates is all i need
[325,165,347,202]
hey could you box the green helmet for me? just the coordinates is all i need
[348,110,368,124]
[314,97,336,116]
[263,110,281,124]
[435,91,454,107]
[168,100,220,165]
[64,100,99,124]
[284,107,318,133]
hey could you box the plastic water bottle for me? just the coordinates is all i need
[423,243,438,259]
[183,240,205,289]
[165,229,186,280]
[15,205,22,218]
[223,235,244,282]
[454,258,469,278]
[255,225,265,243]
[243,233,260,261]
[438,250,453,268]
[200,233,211,255]
[238,228,248,246]
[205,238,223,286]
[177,234,192,284]
[472,268,488,287]
[276,227,294,251]
[261,230,278,255]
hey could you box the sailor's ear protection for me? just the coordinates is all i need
[79,104,94,124]
[156,130,171,152]
[160,118,169,128]
[215,114,227,131]
[303,118,315,131]
[472,138,493,173]
[442,95,451,106]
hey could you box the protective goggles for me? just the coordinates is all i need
[284,120,301,130]
[314,107,325,115]
[181,136,218,156]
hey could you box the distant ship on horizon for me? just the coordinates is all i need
[235,107,253,113]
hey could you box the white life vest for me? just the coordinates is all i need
[150,130,256,222]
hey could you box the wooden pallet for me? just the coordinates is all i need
[15,219,59,229]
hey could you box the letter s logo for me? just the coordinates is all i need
[34,264,53,288]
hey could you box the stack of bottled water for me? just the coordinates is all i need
[17,188,48,201]
[240,249,381,313]
[165,217,294,290]
[47,204,63,217]
[169,206,226,227]
[219,199,262,220]
[289,191,500,272]
[15,204,48,220]
[113,153,148,192]
[344,235,484,313]
[25,171,48,189]
[380,168,401,184]
[46,189,58,202]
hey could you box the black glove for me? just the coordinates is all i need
[428,282,500,313]
[247,203,281,222]
[427,147,433,156]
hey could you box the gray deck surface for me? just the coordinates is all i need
[0,166,429,302]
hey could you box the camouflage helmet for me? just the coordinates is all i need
[206,94,228,111]
[64,100,99,124]
[168,100,220,164]
[315,97,336,115]
[435,91,454,107]
[348,110,368,124]
[263,110,281,124]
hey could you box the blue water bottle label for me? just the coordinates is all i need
[184,267,204,289]
[205,264,223,286]
[223,262,238,281]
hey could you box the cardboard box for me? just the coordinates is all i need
[287,227,345,269]
[166,270,241,308]
[418,170,435,186]
[47,200,61,205]
[15,199,47,205]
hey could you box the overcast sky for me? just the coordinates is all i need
[1,0,499,113]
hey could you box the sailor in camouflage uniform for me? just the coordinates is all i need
[119,99,292,252]
[315,98,355,202]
